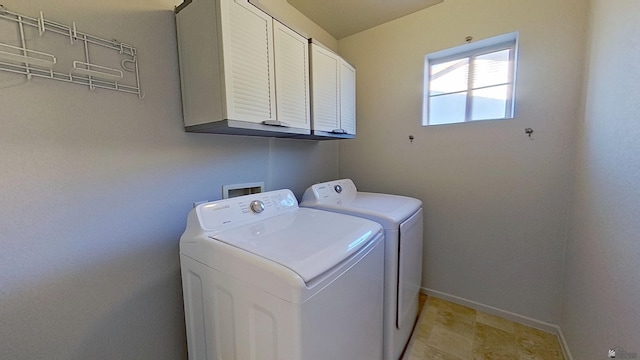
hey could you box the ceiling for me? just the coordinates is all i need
[286,0,443,39]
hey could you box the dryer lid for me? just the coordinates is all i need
[334,192,422,229]
[301,179,422,229]
[211,208,382,282]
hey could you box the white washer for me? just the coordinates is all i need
[180,189,385,360]
[301,179,423,360]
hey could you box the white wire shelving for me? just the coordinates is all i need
[0,5,143,98]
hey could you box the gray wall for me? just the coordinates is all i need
[337,0,588,324]
[0,0,338,359]
[4,0,639,358]
[561,0,640,357]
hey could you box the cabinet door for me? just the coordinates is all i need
[340,61,356,135]
[273,21,310,130]
[220,0,276,123]
[310,44,340,133]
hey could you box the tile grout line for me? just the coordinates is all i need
[406,291,567,360]
[423,288,559,334]
[423,288,573,359]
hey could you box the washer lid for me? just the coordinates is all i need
[211,208,382,283]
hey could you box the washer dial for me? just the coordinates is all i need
[249,200,265,214]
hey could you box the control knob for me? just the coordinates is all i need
[249,200,265,214]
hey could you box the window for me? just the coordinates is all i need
[423,32,519,126]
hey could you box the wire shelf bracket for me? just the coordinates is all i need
[0,5,143,98]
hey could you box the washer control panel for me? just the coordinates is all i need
[249,200,265,214]
[196,189,298,232]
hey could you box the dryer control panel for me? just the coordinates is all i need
[302,179,358,204]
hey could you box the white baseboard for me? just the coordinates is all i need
[422,288,573,360]
[556,327,574,360]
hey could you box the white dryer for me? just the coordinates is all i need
[179,189,385,360]
[301,179,423,360]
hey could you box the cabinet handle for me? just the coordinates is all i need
[262,120,291,127]
[330,129,347,134]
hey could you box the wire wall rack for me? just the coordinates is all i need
[0,5,143,98]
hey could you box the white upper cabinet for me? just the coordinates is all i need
[340,61,356,135]
[176,0,310,136]
[273,21,310,130]
[309,43,356,138]
[220,0,276,123]
[310,44,340,133]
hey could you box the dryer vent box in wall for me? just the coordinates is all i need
[223,182,265,199]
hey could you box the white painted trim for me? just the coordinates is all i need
[556,327,575,360]
[426,32,519,61]
[422,288,573,360]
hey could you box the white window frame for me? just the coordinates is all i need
[422,32,519,126]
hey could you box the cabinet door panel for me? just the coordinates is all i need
[222,0,276,123]
[340,61,356,135]
[310,45,340,132]
[273,22,310,130]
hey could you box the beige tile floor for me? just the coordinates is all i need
[403,295,566,360]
